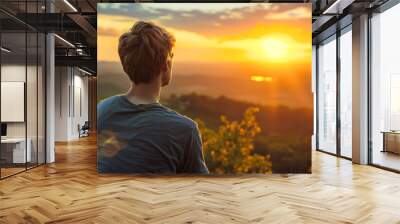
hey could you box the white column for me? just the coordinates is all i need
[46,33,55,163]
[352,14,369,164]
[46,1,55,163]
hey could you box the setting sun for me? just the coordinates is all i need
[261,38,289,62]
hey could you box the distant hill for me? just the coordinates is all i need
[162,93,313,137]
[98,61,313,109]
[97,61,130,101]
[162,93,312,173]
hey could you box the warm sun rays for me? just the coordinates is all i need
[261,38,289,62]
[97,3,312,108]
[97,4,311,65]
[242,35,302,64]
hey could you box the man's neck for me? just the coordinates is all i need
[125,81,161,105]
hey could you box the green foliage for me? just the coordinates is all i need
[197,107,272,174]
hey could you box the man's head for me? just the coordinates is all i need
[118,21,175,86]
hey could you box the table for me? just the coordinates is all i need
[382,131,400,154]
[1,138,32,164]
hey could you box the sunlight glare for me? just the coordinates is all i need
[261,38,289,62]
[251,76,273,82]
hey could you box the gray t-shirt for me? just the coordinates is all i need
[97,95,209,174]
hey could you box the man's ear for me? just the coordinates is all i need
[163,60,171,72]
[161,61,168,73]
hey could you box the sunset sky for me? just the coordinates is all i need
[97,3,312,108]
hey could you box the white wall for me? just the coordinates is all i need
[55,67,89,141]
[1,65,26,136]
[1,82,25,122]
[72,73,89,138]
[1,65,33,138]
[55,66,69,141]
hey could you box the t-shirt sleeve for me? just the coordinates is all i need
[182,125,209,174]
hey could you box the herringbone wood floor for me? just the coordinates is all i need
[0,135,399,224]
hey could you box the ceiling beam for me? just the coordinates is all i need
[312,15,335,33]
[12,13,82,32]
[55,55,96,73]
[67,13,96,39]
[323,0,356,14]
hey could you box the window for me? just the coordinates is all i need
[339,27,352,158]
[317,35,337,154]
[371,3,400,171]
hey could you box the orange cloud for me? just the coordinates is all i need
[264,6,310,20]
[97,27,121,37]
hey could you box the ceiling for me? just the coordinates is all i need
[0,0,97,74]
[0,0,395,74]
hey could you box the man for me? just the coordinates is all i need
[97,21,209,174]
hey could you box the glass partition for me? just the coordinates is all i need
[339,27,352,158]
[1,31,28,177]
[27,31,38,169]
[317,35,337,154]
[0,1,46,179]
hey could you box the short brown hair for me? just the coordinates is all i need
[118,21,175,84]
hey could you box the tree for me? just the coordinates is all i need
[197,107,272,174]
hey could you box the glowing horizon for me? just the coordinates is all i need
[97,3,312,108]
[98,3,311,66]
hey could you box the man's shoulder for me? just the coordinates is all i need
[98,95,121,108]
[160,106,198,130]
[97,95,121,118]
